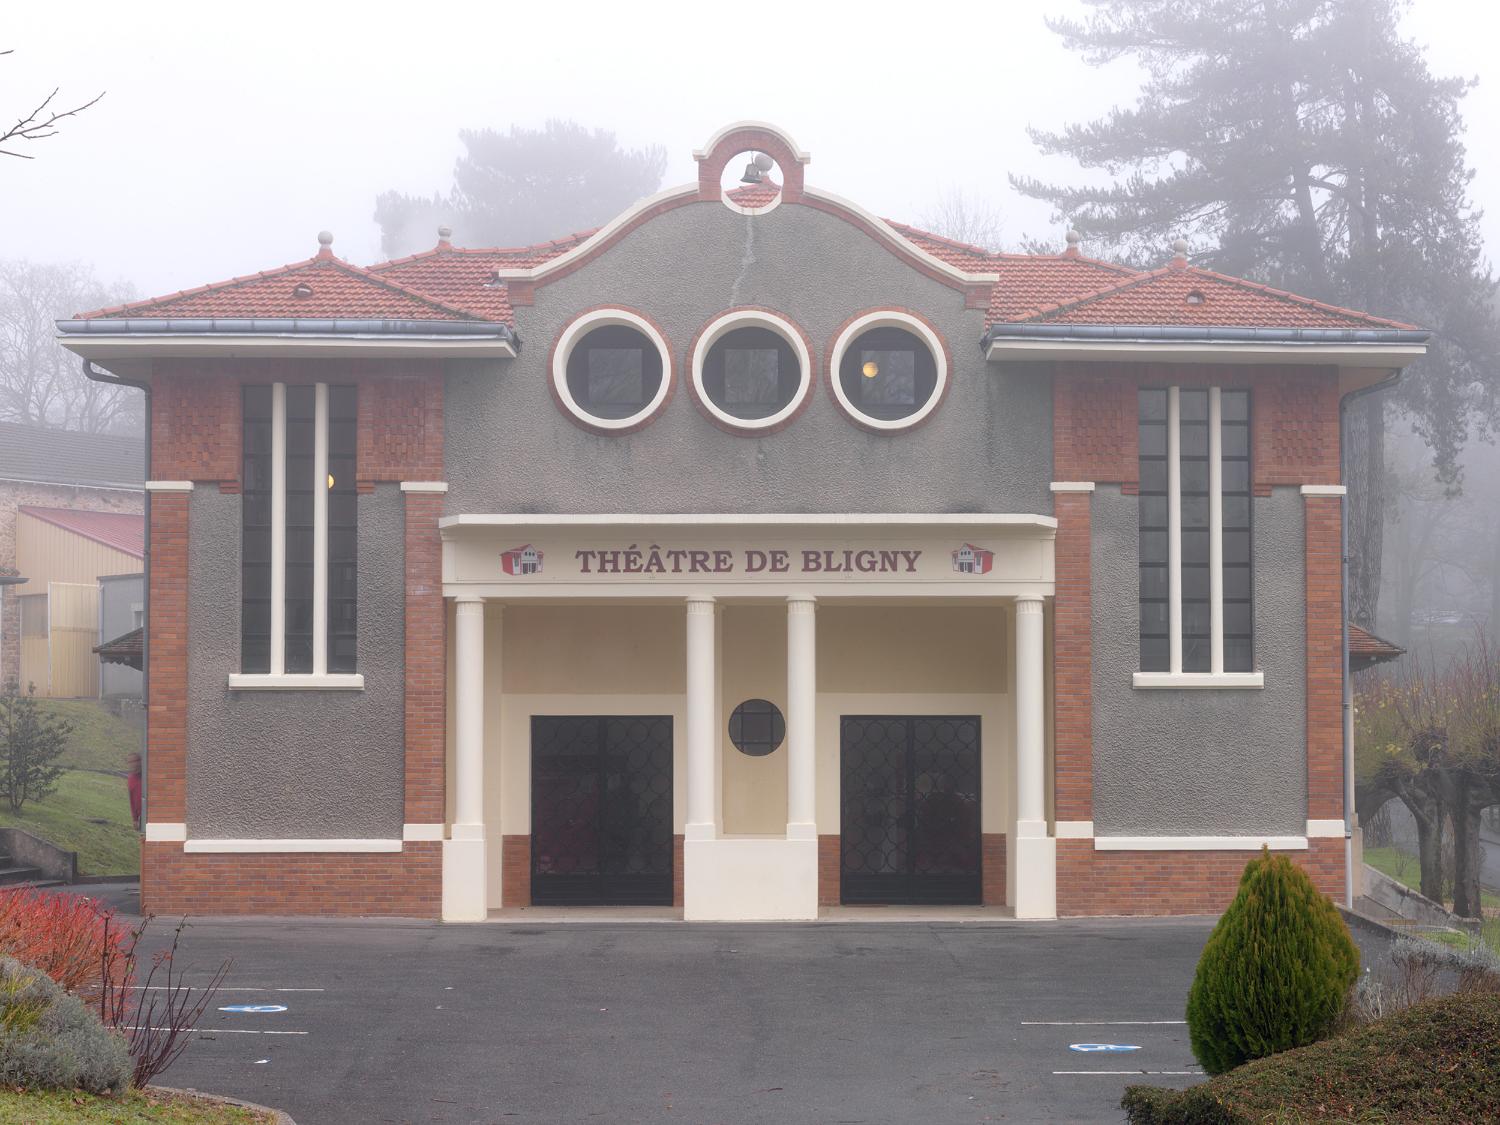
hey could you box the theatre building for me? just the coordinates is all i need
[58,123,1428,920]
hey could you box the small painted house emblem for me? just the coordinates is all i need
[501,544,543,576]
[951,543,994,575]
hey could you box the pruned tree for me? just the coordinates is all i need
[375,120,667,257]
[1013,0,1500,629]
[0,681,71,813]
[0,259,139,433]
[1,50,103,160]
[917,187,1008,251]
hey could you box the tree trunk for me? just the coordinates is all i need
[1394,777,1446,902]
[1452,805,1484,919]
[1346,393,1385,629]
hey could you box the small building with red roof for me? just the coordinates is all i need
[55,122,1429,923]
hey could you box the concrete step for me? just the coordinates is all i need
[0,865,47,885]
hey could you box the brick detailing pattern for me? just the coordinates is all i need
[141,843,441,917]
[1053,491,1093,820]
[982,834,1007,906]
[1305,495,1345,821]
[674,835,684,909]
[358,375,444,484]
[1051,363,1342,490]
[818,834,840,907]
[502,836,530,908]
[148,360,445,490]
[1056,838,1344,916]
[403,492,445,824]
[151,376,240,483]
[146,493,189,822]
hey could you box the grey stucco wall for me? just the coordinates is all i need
[1090,485,1307,835]
[444,200,1053,515]
[185,484,405,838]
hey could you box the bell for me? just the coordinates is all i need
[740,161,763,185]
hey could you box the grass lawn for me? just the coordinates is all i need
[0,1086,271,1123]
[1364,844,1500,911]
[0,769,138,875]
[34,699,141,774]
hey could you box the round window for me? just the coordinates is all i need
[690,311,812,433]
[829,312,948,431]
[728,699,786,757]
[551,309,672,432]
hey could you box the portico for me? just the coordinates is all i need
[438,514,1057,922]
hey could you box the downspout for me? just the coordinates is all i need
[81,359,151,832]
[1339,368,1402,909]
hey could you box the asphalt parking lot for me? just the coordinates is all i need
[80,885,1389,1125]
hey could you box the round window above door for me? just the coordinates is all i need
[728,699,786,757]
[690,310,813,434]
[828,310,949,432]
[551,308,673,433]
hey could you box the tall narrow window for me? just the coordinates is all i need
[240,382,358,678]
[1137,386,1254,676]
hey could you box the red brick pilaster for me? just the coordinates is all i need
[982,834,1008,906]
[1052,491,1093,821]
[1305,494,1345,821]
[145,491,189,824]
[502,836,530,907]
[403,491,446,825]
[818,834,840,906]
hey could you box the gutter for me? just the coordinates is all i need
[980,323,1430,347]
[58,317,515,339]
[80,359,151,835]
[1339,368,1404,909]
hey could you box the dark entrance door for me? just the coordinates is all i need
[840,715,982,905]
[531,715,673,906]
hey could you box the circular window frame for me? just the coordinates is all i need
[827,310,950,433]
[689,308,814,435]
[727,698,786,757]
[549,307,674,434]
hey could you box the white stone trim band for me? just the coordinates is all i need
[227,673,365,691]
[143,481,194,492]
[400,481,449,493]
[402,823,446,841]
[144,822,187,842]
[1306,819,1347,838]
[1094,835,1308,851]
[1049,482,1096,493]
[1300,484,1348,496]
[1055,820,1094,839]
[1132,671,1265,690]
[183,838,403,853]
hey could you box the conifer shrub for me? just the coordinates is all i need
[0,957,131,1095]
[1185,847,1358,1075]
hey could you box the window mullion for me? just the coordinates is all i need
[312,382,329,677]
[1167,385,1182,674]
[269,381,287,676]
[1209,386,1224,674]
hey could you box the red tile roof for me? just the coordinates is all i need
[19,506,144,559]
[94,626,143,670]
[999,263,1420,330]
[1349,623,1404,663]
[78,253,489,322]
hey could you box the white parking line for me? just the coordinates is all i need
[1053,1070,1201,1076]
[130,986,325,992]
[1023,1020,1186,1026]
[125,1026,310,1036]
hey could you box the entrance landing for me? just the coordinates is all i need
[485,905,1018,924]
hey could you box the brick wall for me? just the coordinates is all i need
[1056,837,1343,916]
[141,842,441,916]
[1052,492,1092,822]
[1305,495,1344,820]
[982,833,1007,906]
[818,834,840,906]
[501,835,529,907]
[0,480,143,687]
[145,492,189,822]
[404,492,446,825]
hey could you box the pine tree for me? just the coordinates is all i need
[0,681,71,813]
[1186,847,1359,1074]
[1013,0,1500,628]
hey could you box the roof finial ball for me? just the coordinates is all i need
[1064,228,1082,258]
[1171,236,1190,267]
[316,230,334,258]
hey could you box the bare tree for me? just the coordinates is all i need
[0,260,139,434]
[1,50,103,160]
[917,186,1008,251]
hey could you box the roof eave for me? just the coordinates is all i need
[56,317,518,360]
[983,324,1429,368]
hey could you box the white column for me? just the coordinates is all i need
[1208,386,1224,674]
[443,596,488,921]
[786,595,817,841]
[1010,594,1056,919]
[1167,385,1183,674]
[268,382,286,675]
[311,382,329,675]
[684,596,717,841]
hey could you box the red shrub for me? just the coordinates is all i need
[0,886,132,999]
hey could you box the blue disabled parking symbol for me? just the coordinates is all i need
[1069,1043,1142,1053]
[219,1004,287,1014]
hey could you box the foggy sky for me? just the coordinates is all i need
[4,0,1498,305]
